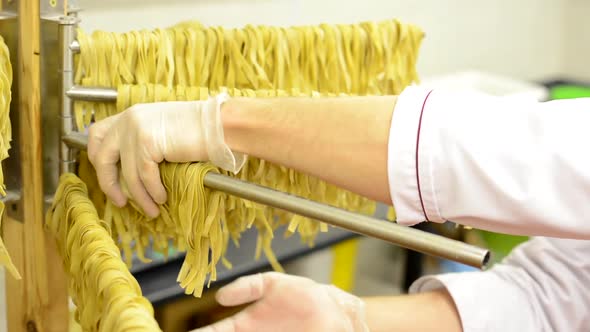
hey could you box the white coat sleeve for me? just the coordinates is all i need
[409,237,590,332]
[388,86,590,238]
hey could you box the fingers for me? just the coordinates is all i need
[121,150,160,218]
[190,307,259,332]
[216,272,286,307]
[88,114,122,164]
[89,112,167,215]
[190,315,239,332]
[216,273,266,307]
[94,129,127,207]
[138,146,167,205]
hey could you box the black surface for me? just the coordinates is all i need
[541,78,590,89]
[132,226,357,306]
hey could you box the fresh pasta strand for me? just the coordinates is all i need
[0,35,20,280]
[77,84,380,298]
[65,18,423,303]
[73,19,423,110]
[47,173,161,332]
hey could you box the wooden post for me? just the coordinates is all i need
[4,1,69,331]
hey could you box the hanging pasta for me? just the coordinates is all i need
[47,173,161,332]
[73,19,423,128]
[72,85,369,296]
[0,35,20,280]
[64,19,423,298]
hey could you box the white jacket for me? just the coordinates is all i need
[388,86,590,331]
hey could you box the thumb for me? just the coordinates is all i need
[216,272,283,307]
[88,113,122,164]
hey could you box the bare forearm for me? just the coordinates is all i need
[221,96,396,203]
[363,290,463,332]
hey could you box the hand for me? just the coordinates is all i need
[192,272,369,332]
[88,93,246,218]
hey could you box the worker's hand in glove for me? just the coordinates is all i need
[87,93,246,218]
[193,272,369,332]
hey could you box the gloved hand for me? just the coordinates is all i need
[192,272,369,332]
[88,93,246,218]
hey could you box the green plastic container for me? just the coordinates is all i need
[550,84,590,99]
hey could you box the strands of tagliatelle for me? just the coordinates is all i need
[0,35,20,280]
[72,19,423,134]
[76,84,385,298]
[47,173,161,332]
[64,18,422,298]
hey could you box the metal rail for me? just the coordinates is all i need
[62,132,490,269]
[66,86,117,102]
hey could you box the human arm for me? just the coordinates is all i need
[89,86,590,238]
[88,94,397,217]
[363,290,462,332]
[189,271,461,332]
[410,237,590,331]
[192,236,590,332]
[389,87,590,238]
[221,95,397,203]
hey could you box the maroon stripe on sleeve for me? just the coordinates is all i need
[415,90,434,222]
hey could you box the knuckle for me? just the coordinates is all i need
[138,163,150,176]
[138,132,153,147]
[139,161,155,176]
[88,121,102,134]
[126,106,144,124]
[95,155,111,169]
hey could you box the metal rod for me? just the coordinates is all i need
[66,86,118,102]
[58,16,79,174]
[1,190,21,205]
[62,132,87,150]
[62,133,490,268]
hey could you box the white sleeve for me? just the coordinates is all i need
[388,86,590,238]
[409,237,590,332]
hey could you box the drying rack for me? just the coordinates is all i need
[0,2,489,331]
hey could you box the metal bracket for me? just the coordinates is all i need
[0,11,80,222]
[2,190,22,220]
[1,190,53,221]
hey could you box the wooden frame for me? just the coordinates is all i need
[3,1,69,331]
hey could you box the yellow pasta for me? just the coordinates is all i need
[0,35,20,280]
[63,20,423,304]
[49,18,424,331]
[47,173,161,332]
[73,20,423,129]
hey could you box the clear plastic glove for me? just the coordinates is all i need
[87,93,246,218]
[192,272,369,332]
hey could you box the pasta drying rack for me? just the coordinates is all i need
[0,1,489,331]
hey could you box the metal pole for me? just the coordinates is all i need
[66,86,118,102]
[61,132,490,268]
[58,16,79,174]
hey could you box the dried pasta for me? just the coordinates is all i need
[47,173,161,332]
[61,18,422,304]
[0,35,19,280]
[73,19,423,128]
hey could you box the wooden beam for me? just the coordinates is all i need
[4,217,24,332]
[4,1,69,331]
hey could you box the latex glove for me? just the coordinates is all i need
[192,272,369,332]
[88,93,246,218]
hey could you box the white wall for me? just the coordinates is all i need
[564,0,590,81]
[77,0,571,82]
